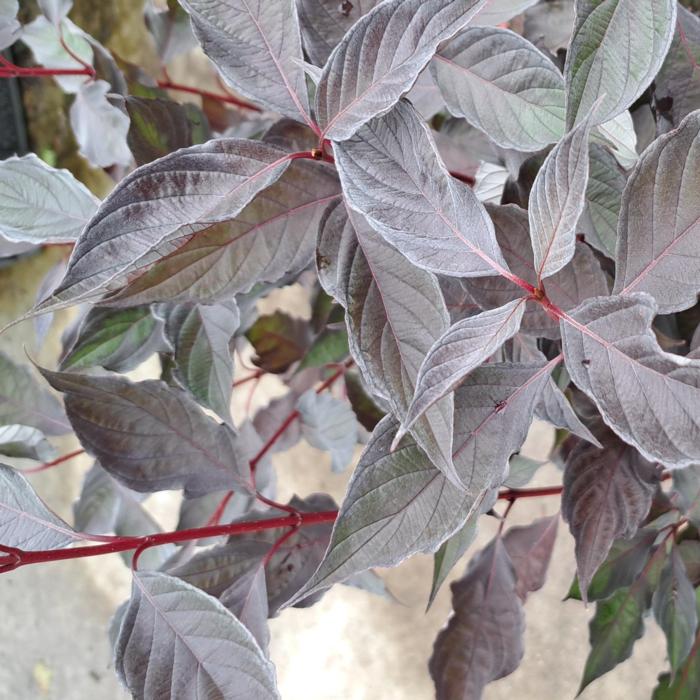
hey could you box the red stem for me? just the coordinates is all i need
[232,369,265,388]
[157,79,262,112]
[0,65,93,78]
[22,448,85,475]
[449,170,476,187]
[0,511,338,573]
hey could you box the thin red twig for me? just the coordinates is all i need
[22,448,85,475]
[0,511,338,573]
[157,79,262,112]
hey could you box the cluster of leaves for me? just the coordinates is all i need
[1,0,700,698]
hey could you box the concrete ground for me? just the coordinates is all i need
[0,250,667,699]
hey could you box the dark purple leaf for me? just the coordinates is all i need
[40,369,252,497]
[429,538,525,700]
[562,431,659,600]
[246,311,311,374]
[502,514,559,601]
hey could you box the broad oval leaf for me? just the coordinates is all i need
[165,301,240,422]
[106,159,340,305]
[0,463,81,550]
[613,110,700,313]
[653,546,698,675]
[396,298,527,444]
[0,352,70,436]
[40,369,252,496]
[432,26,566,151]
[296,0,380,66]
[561,293,700,468]
[529,106,596,281]
[115,571,279,700]
[0,154,99,244]
[288,416,480,602]
[37,139,293,312]
[317,201,455,483]
[316,0,488,141]
[61,306,165,373]
[564,0,677,128]
[562,431,658,599]
[180,0,312,127]
[69,80,131,168]
[429,538,525,700]
[335,100,509,280]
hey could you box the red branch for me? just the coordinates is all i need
[0,511,338,573]
[0,54,93,79]
[22,448,85,475]
[157,79,262,112]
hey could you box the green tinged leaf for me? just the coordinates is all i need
[653,547,698,675]
[580,544,666,693]
[428,515,479,608]
[246,311,311,374]
[125,96,210,166]
[565,0,677,128]
[567,529,658,602]
[653,587,700,699]
[61,306,165,373]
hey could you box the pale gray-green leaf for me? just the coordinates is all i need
[613,110,700,313]
[579,143,626,258]
[0,154,99,244]
[69,80,131,168]
[561,293,700,469]
[165,302,240,422]
[316,0,488,141]
[296,389,357,473]
[564,0,677,128]
[0,463,81,550]
[335,100,509,279]
[115,571,279,700]
[180,0,312,127]
[61,306,165,373]
[529,106,596,280]
[432,26,566,151]
[0,352,70,436]
[0,0,20,50]
[0,425,55,462]
[21,15,92,93]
